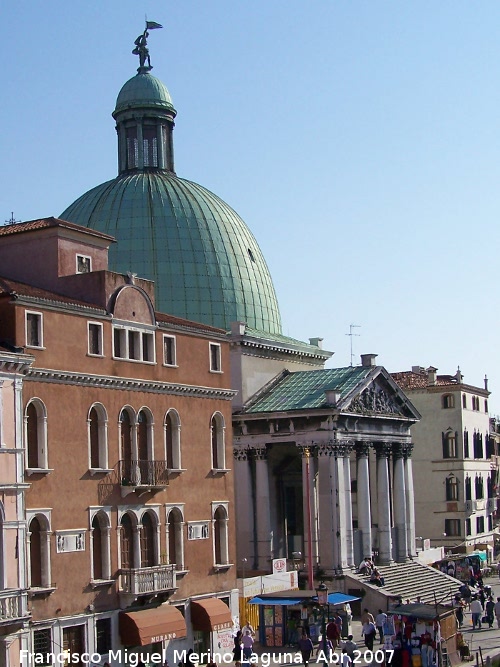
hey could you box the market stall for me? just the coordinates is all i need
[386,603,459,667]
[249,590,359,647]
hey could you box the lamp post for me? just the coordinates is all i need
[316,581,329,667]
[241,557,248,627]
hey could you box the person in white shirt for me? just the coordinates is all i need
[470,596,483,630]
[340,649,352,667]
[375,610,387,643]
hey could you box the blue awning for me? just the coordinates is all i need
[249,596,303,606]
[249,592,360,606]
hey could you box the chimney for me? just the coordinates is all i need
[309,337,323,349]
[426,366,438,385]
[485,375,489,391]
[231,321,246,336]
[412,365,425,374]
[325,389,341,406]
[360,354,377,367]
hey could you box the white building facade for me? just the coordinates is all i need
[392,366,497,552]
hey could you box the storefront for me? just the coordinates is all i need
[190,597,233,656]
[119,603,187,664]
[386,603,459,667]
[249,590,359,647]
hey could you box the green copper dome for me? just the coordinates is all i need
[61,52,282,333]
[115,72,175,113]
[61,171,282,333]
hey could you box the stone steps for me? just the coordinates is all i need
[354,561,459,605]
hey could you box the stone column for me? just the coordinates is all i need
[341,442,355,567]
[133,525,142,569]
[316,442,337,573]
[103,526,111,579]
[356,442,372,562]
[375,443,393,564]
[297,444,316,585]
[404,444,416,557]
[392,444,408,562]
[233,446,255,566]
[254,445,272,570]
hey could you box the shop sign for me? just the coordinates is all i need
[272,558,286,573]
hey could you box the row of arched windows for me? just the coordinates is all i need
[25,399,227,473]
[27,504,230,590]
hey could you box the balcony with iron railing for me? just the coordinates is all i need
[0,589,30,625]
[119,564,176,597]
[119,460,168,496]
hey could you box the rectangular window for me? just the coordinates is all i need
[163,335,177,366]
[33,629,52,666]
[113,326,155,363]
[88,322,103,356]
[26,311,43,348]
[114,328,126,358]
[445,519,461,537]
[210,342,222,372]
[142,332,154,362]
[76,254,92,273]
[96,617,112,655]
[476,516,485,534]
[466,519,471,536]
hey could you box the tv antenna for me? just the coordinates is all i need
[4,212,20,225]
[345,324,361,366]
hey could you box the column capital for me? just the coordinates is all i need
[296,442,315,458]
[333,439,355,457]
[253,445,268,461]
[316,442,334,457]
[402,442,414,458]
[374,442,392,459]
[392,442,414,459]
[233,446,250,462]
[356,441,372,458]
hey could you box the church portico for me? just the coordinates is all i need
[232,362,421,580]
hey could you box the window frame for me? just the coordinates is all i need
[25,399,50,473]
[88,403,110,472]
[442,394,454,409]
[209,342,222,373]
[87,321,104,357]
[33,628,53,666]
[112,324,156,364]
[210,412,228,472]
[25,310,44,349]
[164,409,182,471]
[165,505,186,572]
[211,502,230,568]
[76,254,92,274]
[445,476,459,501]
[444,518,461,537]
[163,334,177,367]
[89,508,113,584]
[27,510,53,591]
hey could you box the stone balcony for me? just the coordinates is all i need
[0,589,30,625]
[119,564,176,597]
[119,460,169,497]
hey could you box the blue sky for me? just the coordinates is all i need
[1,1,499,411]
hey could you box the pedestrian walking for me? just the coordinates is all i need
[470,596,483,630]
[340,648,352,667]
[362,619,377,651]
[241,630,254,660]
[299,631,314,666]
[375,609,387,643]
[485,596,495,629]
[341,635,358,659]
[494,596,500,628]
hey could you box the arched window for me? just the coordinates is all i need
[120,409,133,484]
[91,512,111,581]
[88,404,108,470]
[445,476,459,501]
[213,505,229,566]
[167,507,184,570]
[165,410,181,470]
[25,399,48,470]
[120,513,135,570]
[442,430,457,459]
[465,476,472,500]
[464,430,469,458]
[475,476,484,500]
[442,394,454,409]
[28,514,51,588]
[140,512,156,568]
[137,408,154,484]
[462,394,467,408]
[473,431,484,459]
[211,413,225,470]
[137,410,149,461]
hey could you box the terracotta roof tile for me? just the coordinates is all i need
[0,217,115,241]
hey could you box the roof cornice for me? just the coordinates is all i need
[26,368,237,401]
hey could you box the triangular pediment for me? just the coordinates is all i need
[344,369,420,419]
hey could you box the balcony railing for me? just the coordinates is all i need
[0,589,30,623]
[119,564,176,595]
[119,460,169,489]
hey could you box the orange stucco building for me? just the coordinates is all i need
[0,217,238,665]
